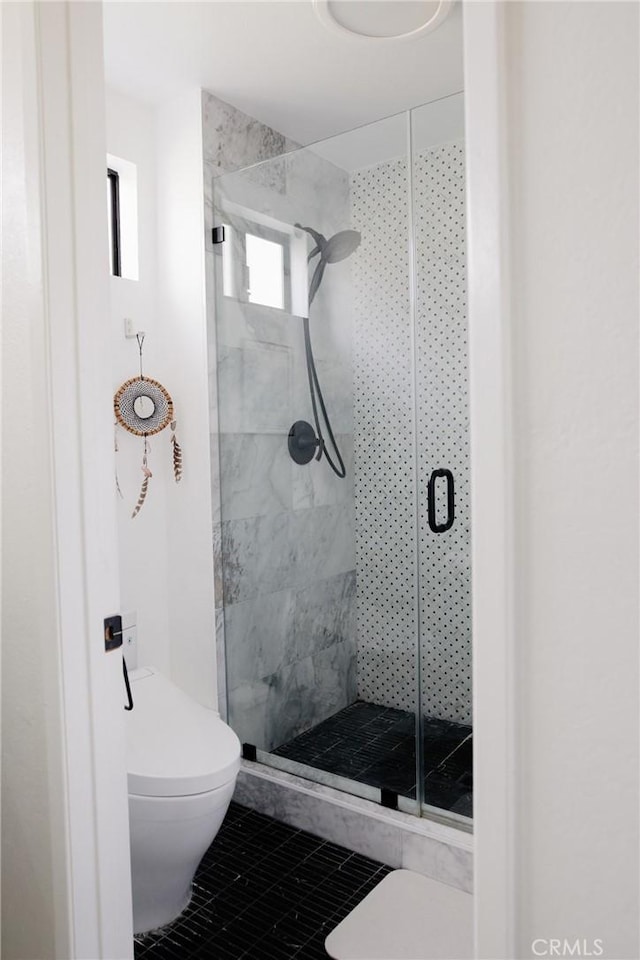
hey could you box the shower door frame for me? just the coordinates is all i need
[212,110,460,823]
[212,91,502,834]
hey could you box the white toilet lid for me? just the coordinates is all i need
[126,668,241,798]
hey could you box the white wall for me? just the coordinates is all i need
[155,90,218,710]
[106,87,217,708]
[107,87,173,675]
[505,3,639,957]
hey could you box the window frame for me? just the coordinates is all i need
[216,200,309,318]
[223,215,291,312]
[107,167,122,277]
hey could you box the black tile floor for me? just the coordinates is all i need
[134,802,391,960]
[272,701,473,815]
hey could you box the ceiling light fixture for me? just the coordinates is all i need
[313,0,454,42]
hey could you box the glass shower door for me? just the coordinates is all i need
[209,113,422,816]
[208,97,472,824]
[411,97,473,821]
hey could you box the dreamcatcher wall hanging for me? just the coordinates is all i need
[114,333,183,518]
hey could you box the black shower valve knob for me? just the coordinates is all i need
[288,421,321,465]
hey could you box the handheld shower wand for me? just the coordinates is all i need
[288,224,361,479]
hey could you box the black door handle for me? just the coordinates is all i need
[123,657,134,711]
[427,468,454,533]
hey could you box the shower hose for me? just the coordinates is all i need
[302,315,346,479]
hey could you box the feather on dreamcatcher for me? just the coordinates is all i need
[114,334,183,518]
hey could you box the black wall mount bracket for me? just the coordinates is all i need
[380,788,398,810]
[104,614,123,652]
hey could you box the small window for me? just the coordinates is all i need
[106,154,139,280]
[218,202,308,317]
[220,220,290,311]
[245,233,284,309]
[107,168,121,277]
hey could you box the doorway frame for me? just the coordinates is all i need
[7,2,135,956]
[464,2,517,958]
[9,1,516,957]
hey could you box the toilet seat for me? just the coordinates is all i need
[126,667,241,798]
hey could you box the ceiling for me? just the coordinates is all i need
[102,0,463,146]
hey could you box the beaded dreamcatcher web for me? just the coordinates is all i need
[115,376,173,437]
[114,334,183,518]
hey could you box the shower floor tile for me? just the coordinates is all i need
[272,701,472,811]
[134,802,391,960]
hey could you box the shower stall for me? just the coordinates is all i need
[209,93,471,823]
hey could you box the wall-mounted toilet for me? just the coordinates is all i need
[126,667,241,934]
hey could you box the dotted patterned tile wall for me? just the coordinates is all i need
[415,142,471,726]
[351,141,471,725]
[351,158,418,713]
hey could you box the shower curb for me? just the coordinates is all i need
[234,760,473,894]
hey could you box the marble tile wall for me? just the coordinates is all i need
[203,91,356,749]
[202,92,297,716]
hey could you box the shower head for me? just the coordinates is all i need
[295,224,361,304]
